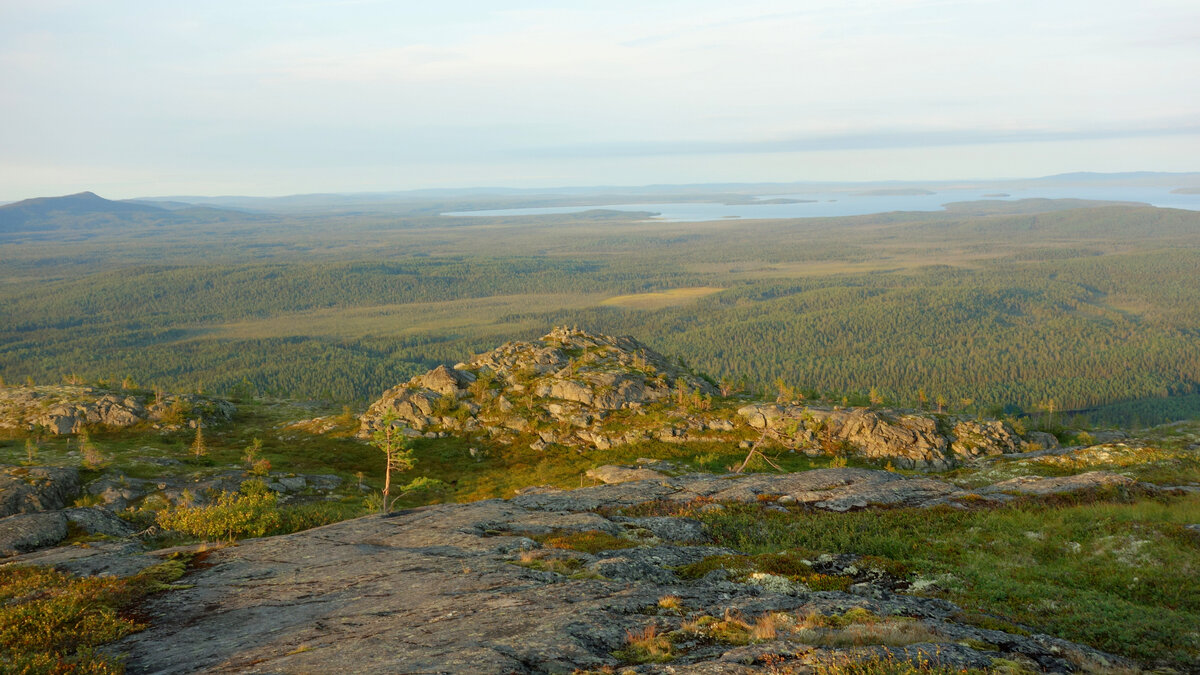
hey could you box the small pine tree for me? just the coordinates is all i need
[243,437,262,465]
[79,430,105,470]
[935,394,947,414]
[917,388,928,410]
[122,375,136,390]
[868,387,884,407]
[371,413,416,513]
[718,377,736,397]
[675,378,690,406]
[191,425,207,460]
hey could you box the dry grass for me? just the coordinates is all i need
[615,624,673,664]
[538,529,637,555]
[657,595,683,612]
[751,612,779,641]
[209,293,598,339]
[795,620,940,648]
[599,287,724,309]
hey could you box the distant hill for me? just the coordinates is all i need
[0,191,262,235]
[137,171,1200,212]
[1024,171,1200,187]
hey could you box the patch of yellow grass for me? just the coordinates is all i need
[599,287,724,309]
[657,595,683,612]
[207,293,599,339]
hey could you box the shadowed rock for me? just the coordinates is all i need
[0,465,80,517]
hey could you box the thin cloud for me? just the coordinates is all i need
[526,124,1200,159]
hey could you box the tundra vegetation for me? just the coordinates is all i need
[0,195,1198,671]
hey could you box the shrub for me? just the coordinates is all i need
[0,558,189,673]
[249,458,271,476]
[157,480,282,541]
[538,529,636,555]
[274,501,365,535]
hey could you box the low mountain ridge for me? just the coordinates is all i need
[0,190,260,234]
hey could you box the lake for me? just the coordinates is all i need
[443,186,1200,222]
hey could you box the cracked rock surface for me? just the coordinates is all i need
[101,468,1135,674]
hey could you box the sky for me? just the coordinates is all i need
[0,0,1197,200]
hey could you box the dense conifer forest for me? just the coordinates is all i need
[2,198,1198,425]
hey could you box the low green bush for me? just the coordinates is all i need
[156,479,281,541]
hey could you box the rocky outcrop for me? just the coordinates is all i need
[0,511,68,556]
[97,468,1134,674]
[738,404,1025,469]
[0,465,80,517]
[0,506,135,556]
[358,328,1057,469]
[585,464,668,485]
[980,471,1136,496]
[0,385,235,435]
[359,327,721,449]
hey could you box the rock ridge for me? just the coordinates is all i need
[0,385,235,435]
[358,327,1039,468]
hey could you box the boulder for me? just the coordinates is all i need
[0,511,68,556]
[1024,431,1061,450]
[585,465,667,484]
[63,506,138,537]
[85,473,153,511]
[0,465,81,517]
[419,365,474,397]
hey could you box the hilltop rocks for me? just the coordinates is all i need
[359,327,719,447]
[103,468,1134,674]
[738,404,1024,469]
[0,385,235,435]
[358,327,1045,469]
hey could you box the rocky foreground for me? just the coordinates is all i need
[7,467,1141,674]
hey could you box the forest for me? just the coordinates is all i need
[1,195,1199,426]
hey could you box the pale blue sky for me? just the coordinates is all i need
[1,0,1197,199]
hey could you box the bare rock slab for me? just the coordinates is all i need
[109,469,1135,674]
